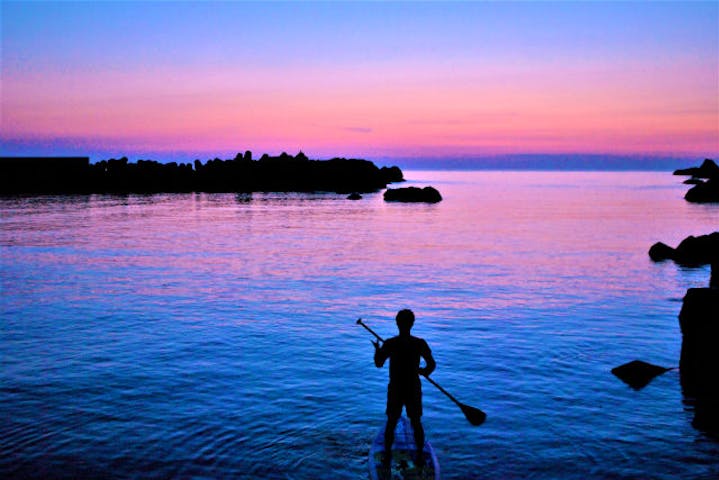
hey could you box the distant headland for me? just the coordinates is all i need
[0,152,404,195]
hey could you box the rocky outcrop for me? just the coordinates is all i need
[648,232,719,266]
[673,159,719,178]
[678,269,719,436]
[384,186,442,203]
[0,156,91,194]
[673,159,719,203]
[380,166,404,184]
[611,360,672,390]
[685,177,719,203]
[0,152,405,195]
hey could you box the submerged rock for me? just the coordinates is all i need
[384,186,442,203]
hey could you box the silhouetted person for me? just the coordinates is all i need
[373,309,436,466]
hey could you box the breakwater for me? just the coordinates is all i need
[0,152,404,194]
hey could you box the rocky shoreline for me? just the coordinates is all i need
[615,159,718,436]
[673,158,719,203]
[0,152,404,195]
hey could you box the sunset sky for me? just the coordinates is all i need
[1,1,718,165]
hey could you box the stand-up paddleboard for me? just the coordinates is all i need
[368,417,440,480]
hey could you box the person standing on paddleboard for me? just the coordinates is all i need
[373,309,436,466]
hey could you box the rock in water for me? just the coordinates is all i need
[648,242,675,261]
[648,232,719,266]
[679,288,719,398]
[685,177,719,203]
[673,159,719,178]
[611,360,671,390]
[384,186,442,203]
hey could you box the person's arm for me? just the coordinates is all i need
[418,341,436,377]
[374,340,390,368]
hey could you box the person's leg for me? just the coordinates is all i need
[384,385,401,465]
[409,416,425,463]
[407,383,425,466]
[384,414,399,457]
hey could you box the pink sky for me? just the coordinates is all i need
[2,2,717,161]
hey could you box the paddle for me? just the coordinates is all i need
[356,318,487,426]
[611,359,677,390]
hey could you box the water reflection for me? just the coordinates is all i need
[2,172,718,479]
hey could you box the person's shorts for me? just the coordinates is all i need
[386,381,422,419]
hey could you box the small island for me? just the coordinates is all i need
[0,152,405,195]
[384,186,443,203]
[673,158,719,203]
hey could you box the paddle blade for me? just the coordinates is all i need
[611,360,672,390]
[460,403,487,426]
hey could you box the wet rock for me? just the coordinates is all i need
[347,192,362,200]
[384,186,442,203]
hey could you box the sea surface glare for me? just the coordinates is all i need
[1,171,718,479]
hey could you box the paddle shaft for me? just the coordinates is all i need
[356,318,464,409]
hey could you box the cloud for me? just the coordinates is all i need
[342,126,373,134]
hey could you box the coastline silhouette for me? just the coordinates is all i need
[0,152,404,194]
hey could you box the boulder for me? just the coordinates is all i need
[611,360,671,390]
[679,288,719,398]
[685,177,719,203]
[347,192,362,200]
[384,186,442,203]
[380,166,404,183]
[648,232,719,266]
[648,242,675,262]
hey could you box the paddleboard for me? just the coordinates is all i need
[368,417,440,480]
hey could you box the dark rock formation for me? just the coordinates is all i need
[380,166,404,184]
[384,186,442,203]
[679,288,719,396]
[648,232,719,266]
[0,157,90,194]
[0,152,405,195]
[685,177,719,203]
[683,177,705,185]
[673,159,719,178]
[611,360,672,390]
[347,192,362,200]
[679,273,719,436]
[674,159,719,203]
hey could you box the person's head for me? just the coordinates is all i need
[396,309,415,335]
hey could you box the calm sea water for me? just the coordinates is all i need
[1,171,718,479]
